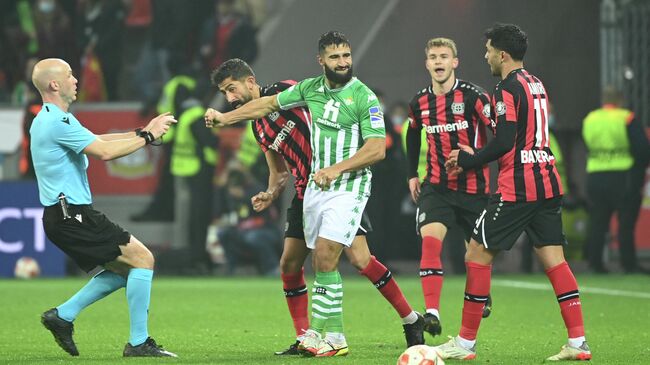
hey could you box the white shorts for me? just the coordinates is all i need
[303,187,369,249]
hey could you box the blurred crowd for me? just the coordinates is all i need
[0,0,262,105]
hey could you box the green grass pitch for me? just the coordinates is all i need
[1,274,649,364]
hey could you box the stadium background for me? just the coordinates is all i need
[0,0,648,277]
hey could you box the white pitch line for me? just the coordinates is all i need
[493,279,650,299]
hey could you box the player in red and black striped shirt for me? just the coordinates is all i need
[210,59,424,356]
[405,37,493,337]
[436,24,590,362]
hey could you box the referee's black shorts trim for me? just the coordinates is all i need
[284,194,372,240]
[43,204,131,272]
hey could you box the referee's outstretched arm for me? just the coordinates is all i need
[83,113,176,161]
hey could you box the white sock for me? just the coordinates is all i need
[324,332,346,344]
[401,311,419,325]
[568,336,586,348]
[456,335,476,350]
[425,308,440,319]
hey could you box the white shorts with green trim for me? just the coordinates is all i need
[303,187,369,249]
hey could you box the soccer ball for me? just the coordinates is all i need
[14,256,41,279]
[397,345,444,365]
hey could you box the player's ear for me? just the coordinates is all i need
[49,79,59,91]
[245,75,256,89]
[452,57,459,69]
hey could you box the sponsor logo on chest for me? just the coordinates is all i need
[269,120,296,152]
[425,120,469,134]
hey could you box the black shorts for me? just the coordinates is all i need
[285,194,372,239]
[471,194,566,251]
[416,182,488,241]
[43,204,131,272]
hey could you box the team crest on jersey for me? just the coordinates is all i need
[369,106,384,128]
[344,97,354,105]
[482,104,491,118]
[495,101,507,116]
[451,102,465,115]
[268,111,280,121]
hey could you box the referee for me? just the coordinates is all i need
[30,58,177,357]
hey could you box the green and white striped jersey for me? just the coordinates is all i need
[276,75,385,195]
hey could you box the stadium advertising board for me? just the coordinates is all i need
[0,181,65,277]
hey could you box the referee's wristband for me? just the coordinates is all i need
[136,129,156,145]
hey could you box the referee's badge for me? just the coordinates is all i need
[418,212,426,223]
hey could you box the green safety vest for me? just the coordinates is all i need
[549,131,568,193]
[401,120,428,181]
[236,123,263,167]
[157,75,197,143]
[582,106,633,173]
[171,105,217,177]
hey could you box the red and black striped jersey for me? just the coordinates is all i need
[407,79,493,194]
[492,69,563,202]
[252,80,312,199]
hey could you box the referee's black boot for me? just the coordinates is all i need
[422,312,442,337]
[41,308,79,356]
[403,312,426,347]
[123,337,178,357]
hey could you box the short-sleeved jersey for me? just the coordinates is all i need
[408,79,492,194]
[30,103,97,206]
[492,69,563,202]
[277,76,385,195]
[252,80,312,199]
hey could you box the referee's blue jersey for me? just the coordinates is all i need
[30,102,96,206]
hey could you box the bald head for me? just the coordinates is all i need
[32,58,77,108]
[32,58,70,93]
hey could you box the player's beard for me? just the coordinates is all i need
[230,93,252,109]
[325,65,353,85]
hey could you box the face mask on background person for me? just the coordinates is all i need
[38,0,55,14]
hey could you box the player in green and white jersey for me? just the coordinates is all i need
[205,31,424,357]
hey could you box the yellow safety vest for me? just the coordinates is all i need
[582,106,633,173]
[549,131,568,193]
[236,122,263,168]
[401,120,428,181]
[171,105,217,177]
[157,75,197,143]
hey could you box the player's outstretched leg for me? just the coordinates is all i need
[358,256,425,347]
[42,270,127,356]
